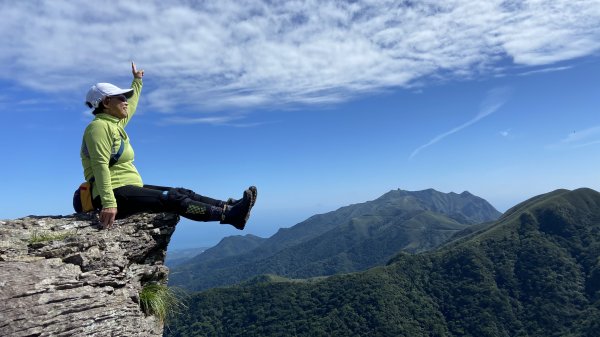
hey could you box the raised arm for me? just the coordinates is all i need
[132,61,144,79]
[120,61,144,127]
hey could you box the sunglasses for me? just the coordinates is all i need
[108,95,128,103]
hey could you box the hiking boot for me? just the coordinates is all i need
[226,186,258,209]
[220,188,255,230]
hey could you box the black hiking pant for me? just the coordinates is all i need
[92,184,224,221]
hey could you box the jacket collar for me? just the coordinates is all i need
[95,113,121,123]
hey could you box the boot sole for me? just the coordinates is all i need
[236,187,257,230]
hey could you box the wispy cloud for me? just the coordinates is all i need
[158,114,272,127]
[500,129,511,137]
[517,66,573,76]
[558,126,600,148]
[570,140,600,149]
[561,126,600,143]
[160,115,242,126]
[0,0,598,117]
[410,87,511,159]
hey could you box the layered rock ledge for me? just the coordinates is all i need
[0,212,179,337]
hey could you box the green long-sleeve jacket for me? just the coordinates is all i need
[80,78,143,208]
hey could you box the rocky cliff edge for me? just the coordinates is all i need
[0,212,179,337]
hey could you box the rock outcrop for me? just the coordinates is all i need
[0,212,179,337]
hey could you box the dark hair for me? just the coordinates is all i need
[87,99,106,115]
[92,106,105,115]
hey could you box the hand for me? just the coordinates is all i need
[132,61,144,79]
[100,207,118,229]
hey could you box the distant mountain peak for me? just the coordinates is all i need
[170,187,502,291]
[376,188,500,225]
[169,188,600,337]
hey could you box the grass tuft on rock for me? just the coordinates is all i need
[29,230,76,244]
[139,284,186,323]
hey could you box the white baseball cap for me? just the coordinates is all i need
[85,83,134,108]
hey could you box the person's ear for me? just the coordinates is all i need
[101,97,110,108]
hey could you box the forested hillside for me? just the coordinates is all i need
[166,188,600,337]
[169,189,501,291]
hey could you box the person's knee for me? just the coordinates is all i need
[173,187,194,197]
[160,188,188,209]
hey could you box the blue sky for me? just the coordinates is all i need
[1,0,599,250]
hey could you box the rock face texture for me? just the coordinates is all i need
[0,212,179,337]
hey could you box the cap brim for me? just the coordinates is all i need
[109,88,134,99]
[122,89,134,98]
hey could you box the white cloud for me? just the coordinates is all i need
[0,0,599,116]
[410,87,511,159]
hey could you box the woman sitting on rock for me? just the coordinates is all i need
[79,62,256,229]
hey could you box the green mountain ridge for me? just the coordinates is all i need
[169,188,501,291]
[194,234,266,262]
[165,188,600,337]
